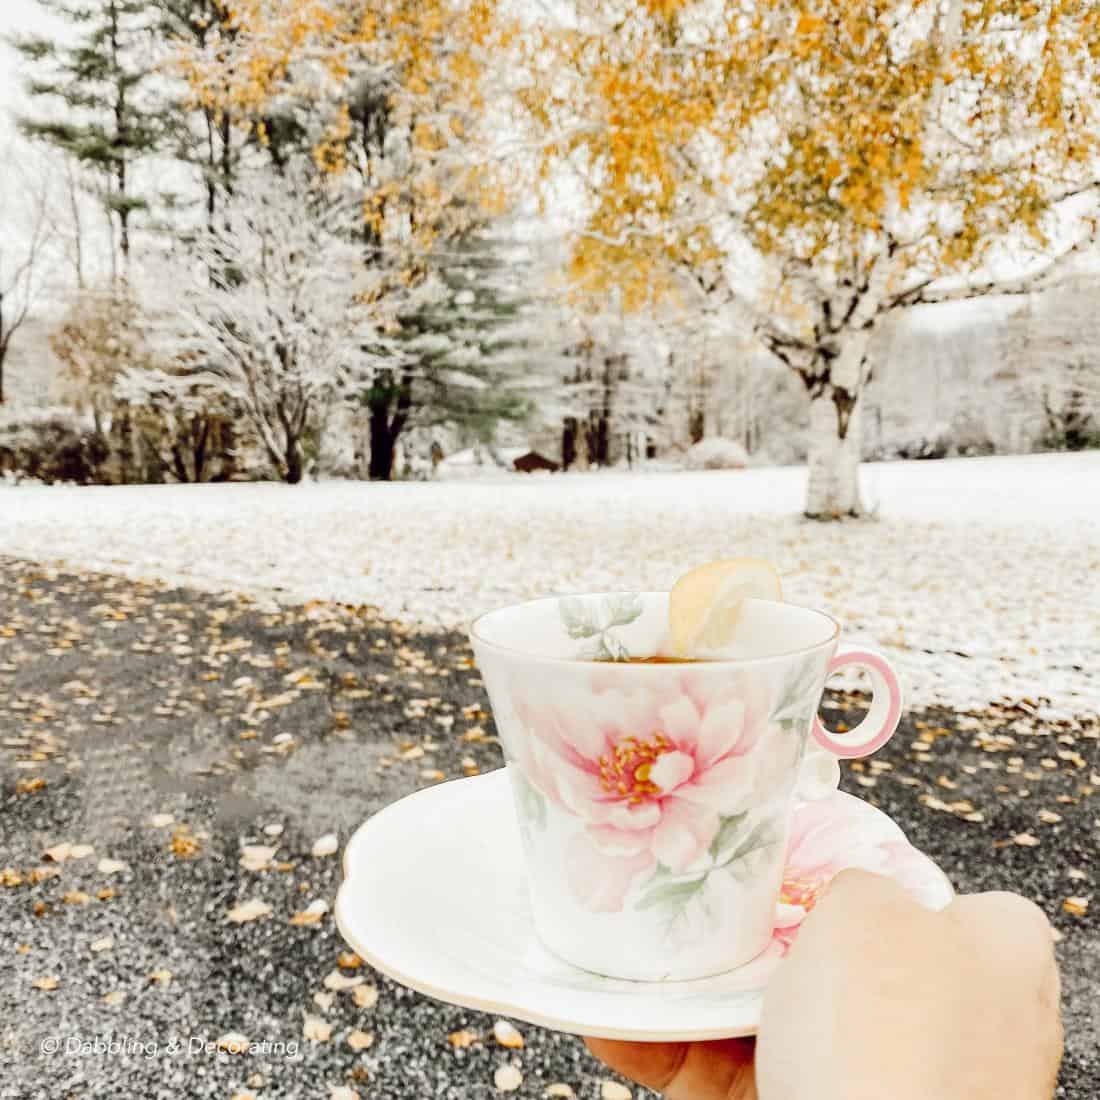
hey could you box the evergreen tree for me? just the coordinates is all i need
[149,0,246,226]
[11,0,164,274]
[357,231,561,480]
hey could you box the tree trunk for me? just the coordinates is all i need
[284,436,303,484]
[562,417,577,470]
[365,370,412,480]
[368,409,396,480]
[805,388,864,519]
[689,407,705,444]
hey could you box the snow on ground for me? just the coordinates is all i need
[2,452,1098,717]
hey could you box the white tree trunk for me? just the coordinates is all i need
[805,389,864,518]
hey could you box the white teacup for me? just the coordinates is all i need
[470,592,902,982]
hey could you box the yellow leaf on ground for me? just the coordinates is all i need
[312,834,339,858]
[226,899,272,923]
[494,1065,523,1092]
[347,1029,374,1051]
[323,969,363,991]
[493,1020,524,1049]
[290,899,329,926]
[303,1016,333,1042]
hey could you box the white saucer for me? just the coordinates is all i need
[335,769,953,1042]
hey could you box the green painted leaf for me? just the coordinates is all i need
[514,771,547,831]
[635,877,705,912]
[604,593,643,629]
[771,656,827,725]
[560,594,642,660]
[708,812,749,859]
[559,597,600,640]
[715,821,781,877]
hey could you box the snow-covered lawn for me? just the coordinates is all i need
[3,452,1098,717]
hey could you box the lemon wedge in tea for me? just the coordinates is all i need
[668,558,783,658]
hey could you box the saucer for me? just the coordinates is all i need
[335,769,953,1042]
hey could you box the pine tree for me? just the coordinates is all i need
[11,0,165,274]
[149,0,244,227]
[357,230,556,480]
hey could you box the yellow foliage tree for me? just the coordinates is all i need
[513,0,1099,516]
[172,0,510,478]
[174,0,505,274]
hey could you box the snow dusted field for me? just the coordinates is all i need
[2,452,1098,716]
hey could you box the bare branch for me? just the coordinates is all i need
[884,227,1099,312]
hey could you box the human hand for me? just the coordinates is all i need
[586,869,1062,1100]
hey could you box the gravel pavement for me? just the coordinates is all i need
[1,558,1097,1099]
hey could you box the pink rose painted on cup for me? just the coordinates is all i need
[771,791,952,952]
[509,669,807,914]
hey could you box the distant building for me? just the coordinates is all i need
[512,450,559,473]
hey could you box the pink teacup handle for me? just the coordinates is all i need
[811,647,902,759]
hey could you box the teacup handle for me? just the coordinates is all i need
[810,647,902,760]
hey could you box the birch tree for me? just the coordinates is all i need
[512,0,1100,516]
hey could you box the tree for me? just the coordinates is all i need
[171,0,523,478]
[0,156,54,405]
[151,0,246,227]
[512,0,1100,516]
[353,231,553,479]
[1005,278,1100,450]
[51,286,167,482]
[144,165,386,483]
[12,0,166,274]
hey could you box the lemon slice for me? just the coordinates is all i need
[668,558,783,657]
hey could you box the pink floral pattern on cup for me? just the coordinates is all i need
[509,665,813,917]
[770,789,951,953]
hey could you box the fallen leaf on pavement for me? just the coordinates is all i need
[290,899,329,926]
[323,969,362,991]
[347,1030,374,1051]
[493,1020,524,1049]
[239,846,277,872]
[312,834,339,858]
[227,899,272,923]
[303,1016,333,1042]
[495,1065,523,1092]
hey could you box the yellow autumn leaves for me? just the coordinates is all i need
[169,1,1098,317]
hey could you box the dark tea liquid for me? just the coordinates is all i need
[622,656,699,664]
